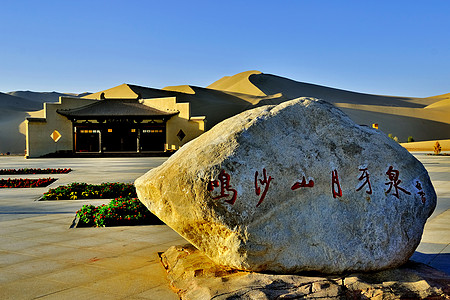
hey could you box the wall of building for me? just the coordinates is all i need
[26,97,97,158]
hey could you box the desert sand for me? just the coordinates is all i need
[1,71,449,154]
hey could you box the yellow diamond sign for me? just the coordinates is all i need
[50,130,62,142]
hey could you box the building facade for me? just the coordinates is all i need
[25,96,205,158]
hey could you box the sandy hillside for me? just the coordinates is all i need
[400,139,450,152]
[8,91,79,104]
[2,71,449,155]
[205,71,450,142]
[0,91,87,154]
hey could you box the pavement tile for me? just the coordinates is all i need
[36,287,123,300]
[0,257,73,277]
[0,237,41,252]
[13,243,77,258]
[88,254,157,272]
[0,250,36,267]
[81,271,162,297]
[55,235,117,248]
[47,247,119,266]
[135,284,180,300]
[0,277,69,300]
[0,269,32,284]
[39,264,119,288]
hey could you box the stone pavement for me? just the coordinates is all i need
[0,154,448,299]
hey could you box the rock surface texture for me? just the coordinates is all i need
[161,245,450,300]
[135,98,436,274]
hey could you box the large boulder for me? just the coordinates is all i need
[135,98,436,274]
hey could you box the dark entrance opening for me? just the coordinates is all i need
[103,126,138,152]
[140,126,166,151]
[74,127,100,152]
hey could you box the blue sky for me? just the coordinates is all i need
[1,0,449,97]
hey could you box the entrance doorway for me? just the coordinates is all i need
[74,128,100,152]
[74,122,167,153]
[103,127,138,152]
[140,127,165,151]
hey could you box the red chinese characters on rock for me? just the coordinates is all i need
[207,170,237,205]
[331,169,343,198]
[385,166,411,198]
[414,180,427,204]
[254,168,273,207]
[291,176,314,190]
[356,167,372,194]
[207,165,417,207]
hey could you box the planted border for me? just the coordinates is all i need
[0,178,57,188]
[0,168,71,175]
[42,182,137,200]
[75,197,163,227]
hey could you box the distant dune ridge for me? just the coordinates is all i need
[1,71,449,154]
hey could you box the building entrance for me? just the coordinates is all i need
[74,123,166,153]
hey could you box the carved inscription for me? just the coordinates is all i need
[207,165,422,207]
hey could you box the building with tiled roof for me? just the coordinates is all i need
[25,95,205,158]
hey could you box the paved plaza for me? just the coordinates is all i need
[0,154,448,299]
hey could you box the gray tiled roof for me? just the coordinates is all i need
[57,99,178,119]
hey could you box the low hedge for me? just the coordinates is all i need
[0,178,57,188]
[0,168,71,175]
[76,197,163,227]
[42,182,136,200]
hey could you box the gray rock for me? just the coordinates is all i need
[135,98,436,273]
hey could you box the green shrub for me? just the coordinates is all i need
[42,182,136,200]
[76,197,163,227]
[388,133,399,143]
[76,204,98,227]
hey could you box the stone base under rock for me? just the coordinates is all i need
[161,245,450,300]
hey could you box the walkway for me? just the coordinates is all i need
[0,154,448,299]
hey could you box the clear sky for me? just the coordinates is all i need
[1,0,449,97]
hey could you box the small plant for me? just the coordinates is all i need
[76,204,98,227]
[434,141,442,155]
[388,133,399,143]
[407,136,415,143]
[75,197,163,227]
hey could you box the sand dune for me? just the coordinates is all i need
[1,71,449,155]
[207,70,267,96]
[0,92,42,111]
[7,91,78,104]
[162,85,196,94]
[400,139,450,152]
[206,71,450,142]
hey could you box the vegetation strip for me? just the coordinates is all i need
[0,168,71,175]
[76,197,163,227]
[0,178,57,188]
[41,182,136,200]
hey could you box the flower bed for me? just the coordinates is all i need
[41,182,136,200]
[0,178,57,188]
[0,168,72,175]
[76,197,163,227]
